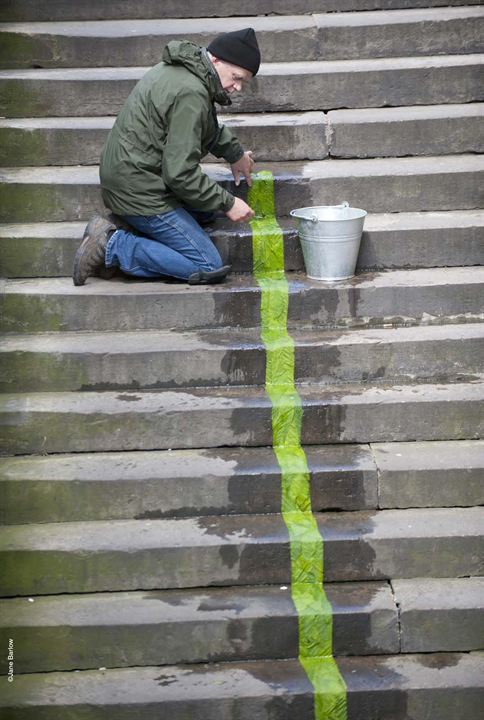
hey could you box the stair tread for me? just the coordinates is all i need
[2,653,482,713]
[2,6,483,35]
[1,53,483,79]
[0,581,395,626]
[2,103,483,130]
[3,265,484,295]
[2,153,484,178]
[1,377,483,404]
[1,440,483,482]
[2,208,483,237]
[2,578,482,626]
[2,507,483,548]
[2,320,483,352]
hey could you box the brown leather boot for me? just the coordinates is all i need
[73,215,116,286]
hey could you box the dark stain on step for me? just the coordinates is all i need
[319,511,378,582]
[155,673,178,686]
[294,341,341,383]
[213,283,260,328]
[197,597,245,614]
[116,393,141,401]
[143,591,184,607]
[416,653,461,669]
[239,541,291,587]
[301,397,347,445]
[220,347,265,385]
[219,545,240,569]
[229,403,273,446]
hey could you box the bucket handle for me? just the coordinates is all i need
[292,201,349,223]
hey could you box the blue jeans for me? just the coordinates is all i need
[105,208,222,280]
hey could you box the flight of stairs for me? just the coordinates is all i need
[1,1,483,718]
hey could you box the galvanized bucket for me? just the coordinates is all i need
[290,202,367,281]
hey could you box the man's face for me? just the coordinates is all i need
[211,57,253,94]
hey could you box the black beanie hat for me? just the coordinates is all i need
[207,28,261,76]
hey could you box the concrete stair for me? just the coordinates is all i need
[0,1,483,718]
[1,56,483,117]
[2,156,484,223]
[1,578,482,673]
[1,441,483,524]
[2,268,483,333]
[1,654,482,720]
[2,7,483,68]
[2,0,483,21]
[1,210,483,277]
[1,508,483,596]
[1,323,482,392]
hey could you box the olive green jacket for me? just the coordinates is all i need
[100,40,244,216]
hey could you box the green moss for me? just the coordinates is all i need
[0,295,65,333]
[0,79,44,118]
[0,32,42,69]
[0,184,58,223]
[0,127,49,166]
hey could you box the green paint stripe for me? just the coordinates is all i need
[249,171,347,720]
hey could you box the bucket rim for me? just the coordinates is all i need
[290,204,367,221]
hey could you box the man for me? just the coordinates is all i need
[73,28,260,286]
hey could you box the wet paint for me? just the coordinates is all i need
[249,171,347,719]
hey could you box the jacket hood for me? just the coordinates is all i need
[162,40,231,106]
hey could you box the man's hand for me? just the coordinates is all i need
[231,151,255,187]
[225,197,255,223]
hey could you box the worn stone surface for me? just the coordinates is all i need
[0,113,328,166]
[0,16,320,68]
[328,103,484,158]
[2,8,483,68]
[3,104,483,167]
[373,440,484,508]
[2,268,484,334]
[0,380,483,454]
[0,508,482,596]
[2,155,483,223]
[1,0,482,20]
[1,56,483,117]
[392,578,484,653]
[0,582,397,672]
[1,210,483,278]
[0,445,378,524]
[1,654,484,719]
[3,105,484,168]
[1,323,482,393]
[315,7,484,60]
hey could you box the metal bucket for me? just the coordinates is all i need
[290,202,367,281]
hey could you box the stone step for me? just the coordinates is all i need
[374,440,484,509]
[2,653,483,720]
[1,55,482,117]
[1,155,483,223]
[2,7,483,68]
[1,380,483,455]
[0,445,379,524]
[0,113,329,165]
[1,323,482,393]
[2,105,483,167]
[2,439,482,525]
[0,582,399,673]
[392,577,484,653]
[1,210,483,278]
[328,103,484,158]
[1,508,483,596]
[2,0,482,21]
[2,268,483,334]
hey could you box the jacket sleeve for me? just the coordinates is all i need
[210,124,245,164]
[161,88,235,212]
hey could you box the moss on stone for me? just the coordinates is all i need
[0,127,49,166]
